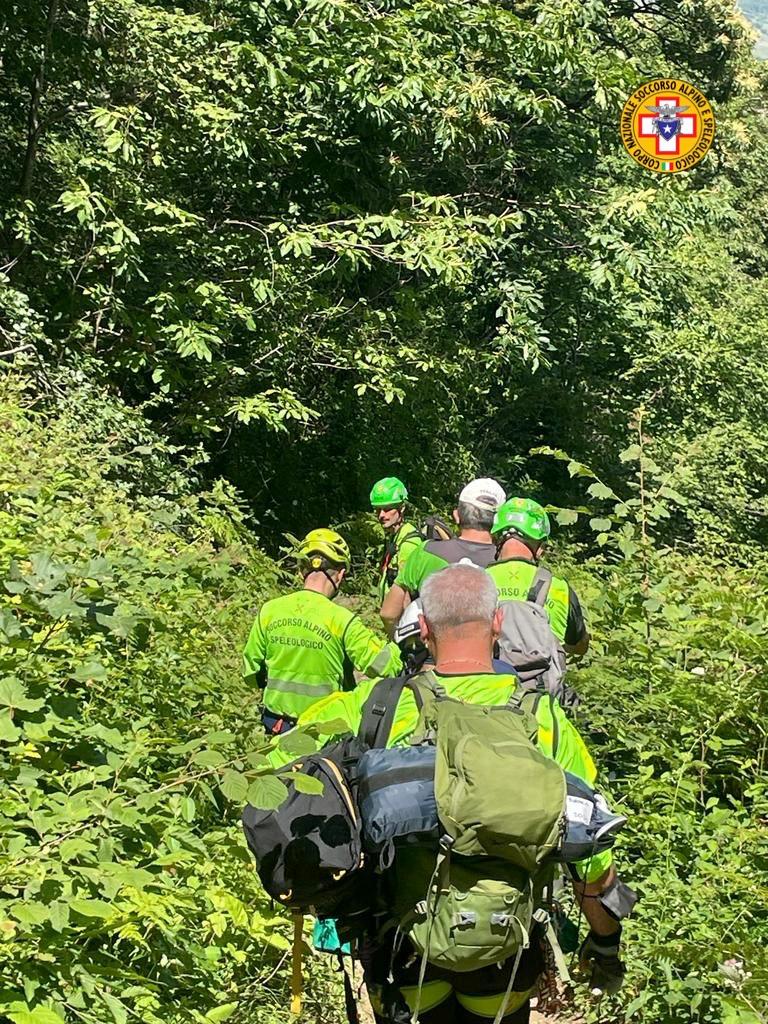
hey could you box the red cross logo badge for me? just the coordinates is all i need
[639,95,698,156]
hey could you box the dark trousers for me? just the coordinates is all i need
[261,708,297,735]
[365,933,545,1024]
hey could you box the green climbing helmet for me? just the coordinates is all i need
[491,497,551,543]
[370,476,408,508]
[297,528,351,571]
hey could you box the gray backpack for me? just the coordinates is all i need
[497,567,578,709]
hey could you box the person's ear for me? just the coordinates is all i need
[535,542,545,560]
[452,508,460,525]
[336,568,347,585]
[492,606,503,642]
[419,614,431,645]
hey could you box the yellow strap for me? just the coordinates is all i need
[290,913,303,1016]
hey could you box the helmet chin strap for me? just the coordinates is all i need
[322,569,340,597]
[499,531,540,561]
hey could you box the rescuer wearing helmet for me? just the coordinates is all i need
[370,476,422,604]
[242,528,402,734]
[380,477,506,634]
[487,498,590,655]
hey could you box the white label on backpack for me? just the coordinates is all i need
[566,796,593,826]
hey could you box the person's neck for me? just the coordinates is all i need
[303,573,336,599]
[458,529,492,544]
[432,637,494,675]
[500,538,537,562]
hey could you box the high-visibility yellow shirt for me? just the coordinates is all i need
[243,589,401,718]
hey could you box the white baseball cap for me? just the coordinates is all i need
[458,478,506,512]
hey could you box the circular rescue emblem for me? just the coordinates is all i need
[620,79,715,174]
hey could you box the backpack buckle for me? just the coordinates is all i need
[371,702,386,718]
[455,911,477,927]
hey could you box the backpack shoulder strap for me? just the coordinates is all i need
[527,566,553,606]
[358,676,409,749]
[507,685,546,744]
[410,669,446,700]
[508,683,544,713]
[398,526,422,547]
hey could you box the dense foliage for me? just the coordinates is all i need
[547,442,768,1024]
[0,380,349,1024]
[2,0,768,545]
[3,1,768,1023]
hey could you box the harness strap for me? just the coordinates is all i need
[411,836,454,1024]
[527,565,553,606]
[290,913,304,1016]
[533,907,571,984]
[381,527,421,575]
[336,951,360,1024]
[491,919,529,1024]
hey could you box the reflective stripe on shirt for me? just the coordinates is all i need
[265,678,337,698]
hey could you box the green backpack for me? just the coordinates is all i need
[368,673,566,1018]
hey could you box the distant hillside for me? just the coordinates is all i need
[740,0,768,56]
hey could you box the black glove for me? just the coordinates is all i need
[579,927,625,996]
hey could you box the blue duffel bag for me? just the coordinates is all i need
[356,745,439,850]
[554,772,627,863]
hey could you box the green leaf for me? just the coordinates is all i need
[277,730,318,756]
[60,837,95,863]
[47,902,70,933]
[619,443,642,462]
[555,509,578,526]
[246,776,288,810]
[201,730,236,746]
[205,1003,238,1023]
[7,1005,65,1024]
[566,459,594,479]
[309,717,350,737]
[0,710,21,743]
[658,486,688,506]
[12,903,49,927]
[0,679,45,713]
[587,481,618,500]
[529,446,570,462]
[102,992,128,1024]
[73,661,107,682]
[618,536,639,559]
[291,772,324,796]
[0,607,22,638]
[192,749,227,768]
[4,580,28,594]
[589,517,612,532]
[624,991,653,1018]
[219,770,249,802]
[70,898,114,919]
[42,592,84,619]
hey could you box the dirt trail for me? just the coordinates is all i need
[531,1010,582,1024]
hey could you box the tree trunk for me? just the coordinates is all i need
[19,0,60,198]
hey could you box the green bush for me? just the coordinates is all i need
[0,378,343,1024]
[537,442,768,1024]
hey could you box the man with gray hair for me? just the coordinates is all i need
[275,563,628,1023]
[380,478,506,634]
